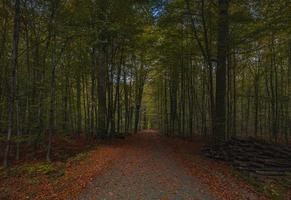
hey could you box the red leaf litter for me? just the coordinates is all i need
[165,137,269,200]
[0,131,272,200]
[0,140,125,200]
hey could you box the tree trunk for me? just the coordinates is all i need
[3,0,20,167]
[97,0,108,136]
[76,71,82,137]
[214,0,229,145]
[288,40,291,138]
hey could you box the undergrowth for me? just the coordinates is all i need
[235,170,291,200]
[0,149,91,179]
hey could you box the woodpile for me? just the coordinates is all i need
[202,138,291,176]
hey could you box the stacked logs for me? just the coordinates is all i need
[202,138,291,176]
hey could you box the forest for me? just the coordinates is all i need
[1,0,291,199]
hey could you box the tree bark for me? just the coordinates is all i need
[97,0,108,136]
[3,0,20,167]
[288,39,291,138]
[214,0,229,145]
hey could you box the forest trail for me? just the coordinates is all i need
[78,130,264,200]
[79,130,213,200]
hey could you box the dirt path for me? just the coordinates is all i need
[0,130,269,200]
[79,130,214,200]
[78,130,267,200]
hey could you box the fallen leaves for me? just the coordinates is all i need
[0,131,279,200]
[165,137,269,200]
[0,140,125,200]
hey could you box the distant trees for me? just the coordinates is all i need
[0,0,152,167]
[153,0,291,143]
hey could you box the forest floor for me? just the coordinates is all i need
[0,130,285,200]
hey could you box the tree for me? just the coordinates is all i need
[3,0,21,167]
[97,0,108,136]
[213,0,229,145]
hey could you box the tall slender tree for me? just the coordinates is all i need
[3,0,21,167]
[213,0,229,145]
[97,0,108,136]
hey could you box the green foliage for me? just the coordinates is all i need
[0,163,65,179]
[237,172,290,200]
[21,163,66,178]
[0,135,35,143]
[67,152,88,165]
